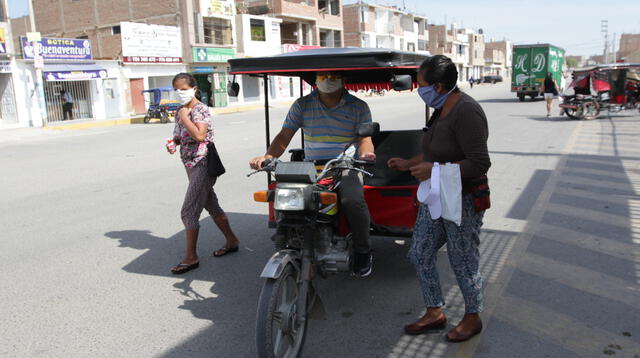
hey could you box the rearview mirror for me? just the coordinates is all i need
[227,81,240,97]
[357,122,380,137]
[390,75,412,91]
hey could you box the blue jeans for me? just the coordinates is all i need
[408,194,485,313]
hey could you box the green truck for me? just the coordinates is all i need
[512,44,565,101]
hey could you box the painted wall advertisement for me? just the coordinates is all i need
[200,0,234,17]
[20,37,92,60]
[121,22,182,64]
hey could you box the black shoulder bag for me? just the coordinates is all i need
[207,142,226,177]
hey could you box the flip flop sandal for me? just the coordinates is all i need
[170,261,199,274]
[213,246,239,257]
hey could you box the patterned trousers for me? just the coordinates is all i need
[181,161,225,230]
[408,194,485,313]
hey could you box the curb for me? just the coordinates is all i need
[44,117,146,130]
[42,101,293,131]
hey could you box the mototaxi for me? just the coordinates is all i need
[228,47,431,358]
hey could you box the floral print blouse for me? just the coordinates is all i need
[173,102,214,168]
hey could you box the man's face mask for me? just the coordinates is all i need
[316,74,343,93]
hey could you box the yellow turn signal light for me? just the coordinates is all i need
[254,191,269,202]
[319,192,337,205]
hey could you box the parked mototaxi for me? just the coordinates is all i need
[142,86,181,123]
[560,63,640,120]
[227,47,430,358]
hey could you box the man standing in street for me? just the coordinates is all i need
[61,89,74,120]
[249,72,376,277]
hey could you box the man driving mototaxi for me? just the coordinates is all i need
[249,71,375,277]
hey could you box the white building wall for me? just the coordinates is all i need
[12,61,43,128]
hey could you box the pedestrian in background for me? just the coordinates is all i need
[541,72,560,117]
[168,73,240,274]
[60,89,74,120]
[468,76,474,89]
[388,55,491,342]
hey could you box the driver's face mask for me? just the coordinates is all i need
[316,74,343,93]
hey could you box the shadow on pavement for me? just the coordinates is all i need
[104,212,525,357]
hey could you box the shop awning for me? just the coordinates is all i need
[43,63,109,81]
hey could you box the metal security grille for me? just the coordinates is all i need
[0,74,18,124]
[43,80,93,123]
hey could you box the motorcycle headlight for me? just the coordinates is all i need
[274,187,305,211]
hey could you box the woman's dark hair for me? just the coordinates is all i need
[172,72,202,101]
[545,72,553,80]
[418,55,459,92]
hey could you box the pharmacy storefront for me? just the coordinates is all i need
[190,47,235,108]
[21,36,116,123]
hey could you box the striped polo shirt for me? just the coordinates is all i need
[283,89,372,160]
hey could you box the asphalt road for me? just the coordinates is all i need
[1,83,638,358]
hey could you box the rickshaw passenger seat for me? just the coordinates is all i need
[364,130,423,187]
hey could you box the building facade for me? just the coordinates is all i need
[342,3,428,53]
[485,40,512,78]
[619,33,640,61]
[237,0,344,47]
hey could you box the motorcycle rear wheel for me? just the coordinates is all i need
[256,264,308,358]
[581,100,600,120]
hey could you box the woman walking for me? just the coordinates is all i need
[541,72,560,117]
[388,55,491,342]
[168,73,240,274]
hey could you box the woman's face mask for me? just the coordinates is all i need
[176,88,196,105]
[417,84,457,109]
[316,75,343,94]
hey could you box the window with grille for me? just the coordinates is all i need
[203,17,233,46]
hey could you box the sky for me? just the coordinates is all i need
[345,0,640,57]
[8,0,640,57]
[7,0,29,18]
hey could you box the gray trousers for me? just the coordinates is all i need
[181,161,225,230]
[338,170,371,254]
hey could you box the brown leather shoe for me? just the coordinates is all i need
[445,322,483,342]
[404,316,447,335]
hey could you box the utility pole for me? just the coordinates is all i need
[28,0,47,126]
[601,20,608,64]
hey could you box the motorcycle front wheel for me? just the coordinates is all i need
[256,263,308,358]
[581,100,600,120]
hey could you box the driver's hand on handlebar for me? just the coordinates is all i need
[387,157,409,171]
[250,155,273,170]
[359,152,376,161]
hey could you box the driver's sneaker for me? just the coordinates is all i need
[353,252,373,277]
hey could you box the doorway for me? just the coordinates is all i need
[130,78,146,114]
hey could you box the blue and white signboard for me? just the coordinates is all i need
[21,37,92,61]
[44,69,108,81]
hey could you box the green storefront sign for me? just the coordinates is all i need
[192,47,235,63]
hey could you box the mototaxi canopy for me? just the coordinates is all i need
[228,47,430,90]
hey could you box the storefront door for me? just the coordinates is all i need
[130,78,146,114]
[43,80,93,123]
[210,72,228,108]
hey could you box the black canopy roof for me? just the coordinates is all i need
[228,47,430,84]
